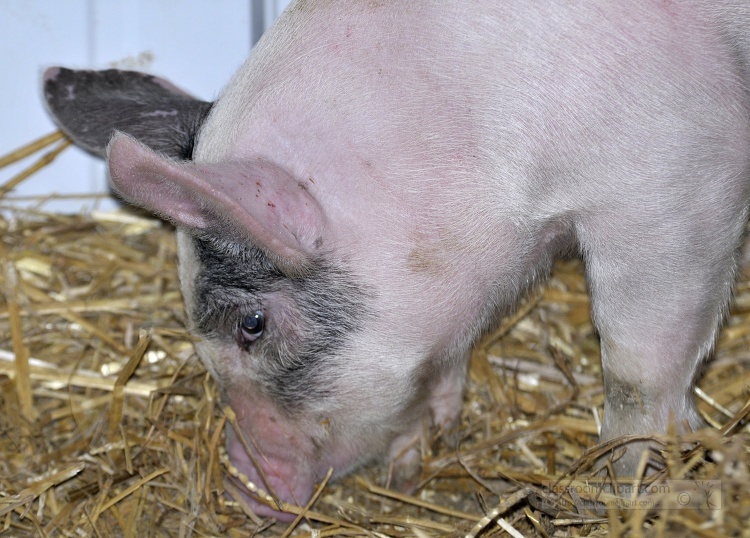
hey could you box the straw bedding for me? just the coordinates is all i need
[1,134,749,536]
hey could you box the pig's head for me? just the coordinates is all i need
[44,67,470,520]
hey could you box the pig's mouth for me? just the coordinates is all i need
[221,421,318,522]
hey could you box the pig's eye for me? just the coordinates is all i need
[238,311,265,344]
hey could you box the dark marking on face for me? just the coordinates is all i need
[191,234,371,411]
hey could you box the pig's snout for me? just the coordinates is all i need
[224,424,315,522]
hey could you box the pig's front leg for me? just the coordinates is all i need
[577,200,746,475]
[386,357,467,490]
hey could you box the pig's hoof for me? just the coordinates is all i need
[386,444,423,494]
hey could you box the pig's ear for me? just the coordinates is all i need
[108,134,326,268]
[43,67,212,160]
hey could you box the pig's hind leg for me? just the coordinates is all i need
[575,192,747,476]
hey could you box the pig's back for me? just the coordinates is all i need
[195,0,750,220]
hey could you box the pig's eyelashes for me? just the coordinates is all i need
[238,311,265,347]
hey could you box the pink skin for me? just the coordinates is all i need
[222,364,467,521]
[95,0,750,508]
[224,392,394,522]
[42,0,750,512]
[225,411,316,522]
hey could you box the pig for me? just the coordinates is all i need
[44,0,750,521]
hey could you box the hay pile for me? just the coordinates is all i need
[1,134,749,537]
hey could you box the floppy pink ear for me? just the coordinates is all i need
[107,133,326,267]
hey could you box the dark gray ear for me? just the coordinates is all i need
[43,67,213,160]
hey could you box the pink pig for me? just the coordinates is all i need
[44,0,750,520]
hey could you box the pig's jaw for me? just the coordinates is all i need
[223,399,382,521]
[218,349,470,520]
[224,424,315,522]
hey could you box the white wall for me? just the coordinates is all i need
[0,0,290,213]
